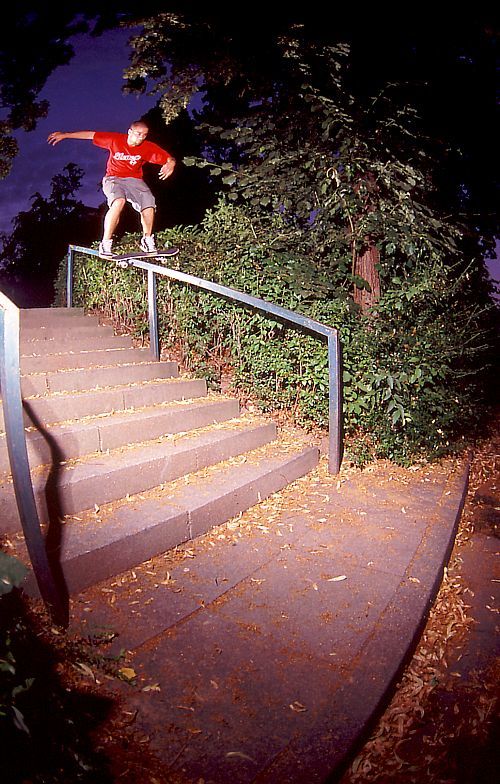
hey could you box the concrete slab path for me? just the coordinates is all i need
[70,454,470,783]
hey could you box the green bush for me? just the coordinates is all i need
[55,200,497,465]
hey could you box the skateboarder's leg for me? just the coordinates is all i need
[140,206,155,238]
[103,198,126,241]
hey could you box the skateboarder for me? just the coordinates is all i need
[47,120,176,256]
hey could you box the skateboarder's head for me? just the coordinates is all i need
[127,121,149,147]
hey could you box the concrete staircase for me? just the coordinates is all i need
[0,308,319,595]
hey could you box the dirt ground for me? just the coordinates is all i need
[338,415,499,784]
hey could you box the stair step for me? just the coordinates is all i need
[20,324,116,351]
[0,420,277,531]
[0,397,241,473]
[21,323,115,340]
[20,347,154,374]
[20,333,134,354]
[20,360,179,396]
[4,309,320,603]
[0,377,208,431]
[21,311,99,330]
[22,444,319,595]
[20,307,86,325]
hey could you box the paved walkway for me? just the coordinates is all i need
[70,454,470,783]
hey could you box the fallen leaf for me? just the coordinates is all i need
[118,667,137,681]
[226,751,257,763]
[290,701,307,713]
[12,706,30,734]
[74,662,96,680]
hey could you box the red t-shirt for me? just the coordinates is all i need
[93,132,172,178]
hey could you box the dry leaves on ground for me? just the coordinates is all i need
[342,426,499,784]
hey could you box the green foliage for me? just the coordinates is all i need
[0,586,127,781]
[0,552,27,596]
[58,200,497,465]
[1,164,100,306]
[125,10,498,260]
[188,39,474,305]
[52,15,498,466]
[0,164,94,274]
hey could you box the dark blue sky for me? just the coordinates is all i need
[0,25,157,235]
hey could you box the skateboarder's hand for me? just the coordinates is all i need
[47,131,66,145]
[159,158,176,180]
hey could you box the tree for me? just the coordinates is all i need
[2,8,495,274]
[114,9,498,459]
[121,10,498,307]
[0,163,99,306]
[2,6,497,456]
[178,41,485,312]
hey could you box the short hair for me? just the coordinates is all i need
[130,120,149,130]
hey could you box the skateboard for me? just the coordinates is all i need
[99,247,180,267]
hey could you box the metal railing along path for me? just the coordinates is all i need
[67,245,343,473]
[0,291,66,624]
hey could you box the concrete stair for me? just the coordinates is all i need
[1,308,319,595]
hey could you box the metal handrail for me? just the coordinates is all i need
[0,291,66,624]
[67,245,343,473]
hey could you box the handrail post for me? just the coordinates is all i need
[66,246,74,308]
[147,268,160,360]
[0,297,67,625]
[328,331,343,474]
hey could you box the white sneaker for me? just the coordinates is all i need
[99,239,113,256]
[140,235,157,253]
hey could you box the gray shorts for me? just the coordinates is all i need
[102,176,156,212]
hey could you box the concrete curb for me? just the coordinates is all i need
[255,459,471,783]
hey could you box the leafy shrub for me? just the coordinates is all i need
[55,200,497,465]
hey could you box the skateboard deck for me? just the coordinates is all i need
[99,247,180,267]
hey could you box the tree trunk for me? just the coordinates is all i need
[353,243,380,313]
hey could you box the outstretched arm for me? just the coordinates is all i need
[47,131,95,145]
